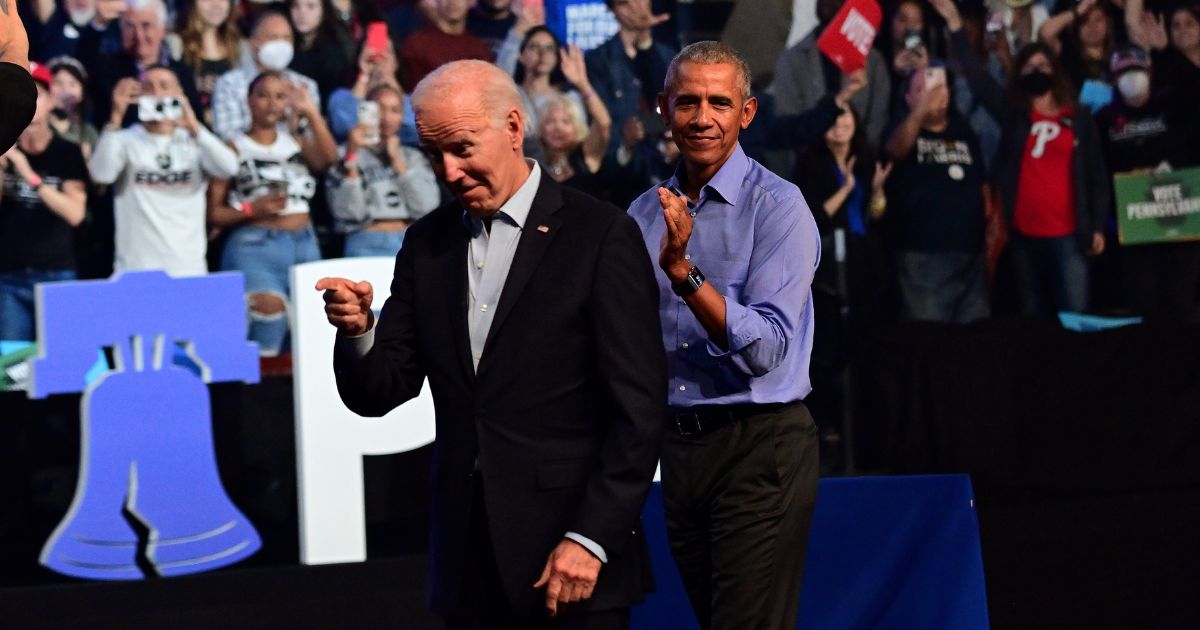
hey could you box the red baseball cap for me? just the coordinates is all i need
[29,61,53,88]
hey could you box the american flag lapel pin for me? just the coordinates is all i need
[537,225,550,233]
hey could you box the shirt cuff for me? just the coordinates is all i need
[335,325,376,359]
[704,299,762,360]
[564,532,608,564]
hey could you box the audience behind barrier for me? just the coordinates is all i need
[6,0,1200,354]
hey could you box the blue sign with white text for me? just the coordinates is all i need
[30,271,262,580]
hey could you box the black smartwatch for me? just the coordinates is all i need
[671,265,705,297]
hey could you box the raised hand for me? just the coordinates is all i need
[110,78,141,127]
[872,160,893,193]
[513,0,546,35]
[532,539,601,617]
[837,154,857,191]
[315,277,375,336]
[928,0,961,31]
[835,68,868,108]
[558,45,589,89]
[657,187,693,283]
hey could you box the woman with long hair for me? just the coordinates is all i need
[287,0,356,105]
[207,71,338,355]
[934,0,1110,315]
[175,0,244,124]
[513,26,584,137]
[1127,0,1200,107]
[326,84,440,258]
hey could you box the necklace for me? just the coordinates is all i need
[547,158,570,178]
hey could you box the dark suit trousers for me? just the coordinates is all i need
[443,477,631,630]
[661,402,820,630]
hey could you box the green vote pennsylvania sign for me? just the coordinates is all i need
[1114,167,1200,246]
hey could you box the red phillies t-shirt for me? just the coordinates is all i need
[1013,108,1077,238]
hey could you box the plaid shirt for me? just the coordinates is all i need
[211,64,321,140]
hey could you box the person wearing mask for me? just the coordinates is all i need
[211,9,321,140]
[1126,0,1200,116]
[773,0,891,165]
[326,84,440,257]
[1095,46,1200,321]
[934,0,1110,316]
[46,56,98,159]
[288,0,356,105]
[1039,0,1117,111]
[207,71,337,355]
[0,63,88,341]
[174,0,245,125]
[585,0,675,157]
[398,0,494,93]
[77,0,203,128]
[883,67,990,323]
[88,65,239,276]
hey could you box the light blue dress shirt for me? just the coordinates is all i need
[627,143,821,408]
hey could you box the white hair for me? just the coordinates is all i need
[412,60,524,129]
[124,0,168,26]
[537,94,587,144]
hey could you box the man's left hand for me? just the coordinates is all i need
[532,538,601,617]
[658,186,692,284]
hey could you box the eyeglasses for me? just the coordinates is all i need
[524,44,559,55]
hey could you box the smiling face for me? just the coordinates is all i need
[121,5,166,65]
[825,110,855,146]
[416,89,526,216]
[374,88,405,137]
[658,61,757,183]
[248,74,289,128]
[538,100,583,151]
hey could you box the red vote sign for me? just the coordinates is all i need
[817,0,883,74]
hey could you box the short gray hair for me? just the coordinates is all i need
[664,41,752,99]
[124,0,168,26]
[412,60,525,130]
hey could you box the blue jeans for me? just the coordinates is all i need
[0,270,77,341]
[344,230,405,258]
[1009,233,1089,315]
[220,225,322,355]
[895,251,990,324]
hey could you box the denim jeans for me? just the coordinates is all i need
[895,251,990,324]
[220,224,322,355]
[0,270,77,341]
[1008,233,1089,315]
[344,230,405,258]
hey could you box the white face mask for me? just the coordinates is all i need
[68,7,96,26]
[257,40,294,71]
[1117,70,1150,102]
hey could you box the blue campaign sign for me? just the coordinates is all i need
[546,0,619,50]
[29,271,262,580]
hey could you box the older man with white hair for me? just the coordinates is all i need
[75,0,201,127]
[317,60,665,629]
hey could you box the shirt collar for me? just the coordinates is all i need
[667,143,749,207]
[463,159,541,234]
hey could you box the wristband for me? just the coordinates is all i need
[241,201,254,217]
[27,174,43,189]
[343,151,358,168]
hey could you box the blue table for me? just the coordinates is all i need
[633,474,989,629]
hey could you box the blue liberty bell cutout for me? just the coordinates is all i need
[29,271,262,580]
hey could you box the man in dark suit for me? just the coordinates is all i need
[316,60,665,630]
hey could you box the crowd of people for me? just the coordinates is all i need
[2,0,1199,351]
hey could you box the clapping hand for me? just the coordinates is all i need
[658,187,693,283]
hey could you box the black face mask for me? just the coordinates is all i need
[1019,70,1054,96]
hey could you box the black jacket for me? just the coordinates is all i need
[333,177,666,616]
[950,29,1110,252]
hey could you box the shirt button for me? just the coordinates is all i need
[685,254,691,261]
[681,342,689,349]
[476,260,484,269]
[481,304,488,312]
[678,385,686,392]
[689,211,696,217]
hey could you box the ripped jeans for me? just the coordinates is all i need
[220,224,321,356]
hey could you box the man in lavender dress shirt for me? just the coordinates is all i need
[627,41,822,630]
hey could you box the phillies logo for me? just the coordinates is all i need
[1030,121,1061,159]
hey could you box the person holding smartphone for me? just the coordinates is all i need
[206,70,337,355]
[326,84,440,257]
[883,65,990,323]
[88,65,238,277]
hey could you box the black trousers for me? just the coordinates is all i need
[661,402,820,630]
[443,477,630,630]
